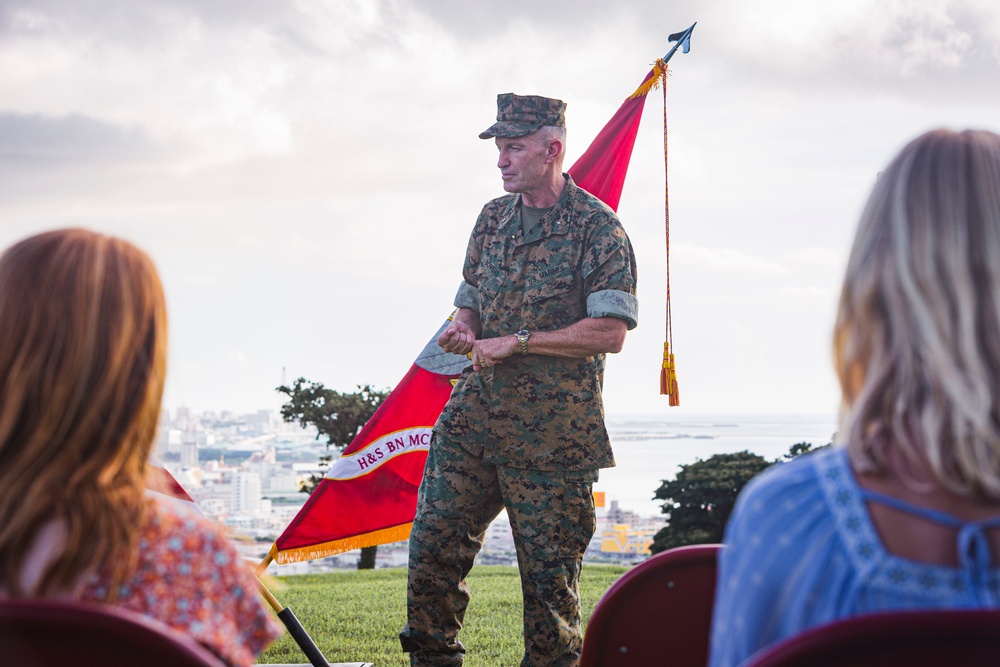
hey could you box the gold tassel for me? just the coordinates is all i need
[660,343,680,406]
[659,343,670,395]
[628,59,669,100]
[670,354,680,406]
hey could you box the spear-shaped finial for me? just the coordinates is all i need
[628,23,697,101]
[663,22,697,64]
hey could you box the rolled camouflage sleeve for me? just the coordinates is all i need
[453,280,481,311]
[587,289,638,330]
[582,216,639,330]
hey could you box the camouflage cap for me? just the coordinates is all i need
[479,93,567,140]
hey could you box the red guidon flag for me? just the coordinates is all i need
[147,455,201,509]
[268,63,669,565]
[270,326,469,562]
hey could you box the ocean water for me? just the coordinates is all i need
[598,413,839,518]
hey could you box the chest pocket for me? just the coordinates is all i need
[523,267,576,303]
[475,244,508,307]
[521,267,585,329]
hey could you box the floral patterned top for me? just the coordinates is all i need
[76,495,283,666]
[709,446,1000,667]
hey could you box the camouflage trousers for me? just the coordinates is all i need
[399,433,598,667]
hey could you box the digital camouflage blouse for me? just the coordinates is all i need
[441,175,638,471]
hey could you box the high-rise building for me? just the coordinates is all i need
[175,405,192,425]
[180,432,198,468]
[232,471,262,515]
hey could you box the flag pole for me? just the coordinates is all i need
[656,22,695,405]
[256,553,332,667]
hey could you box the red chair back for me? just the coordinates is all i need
[580,543,721,667]
[745,609,1000,667]
[0,598,227,667]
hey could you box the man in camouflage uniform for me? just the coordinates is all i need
[399,93,638,667]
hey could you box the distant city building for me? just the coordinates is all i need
[232,471,262,515]
[157,428,183,457]
[585,499,666,562]
[180,433,198,468]
[175,405,192,425]
[597,523,657,556]
[605,499,642,526]
[268,471,300,493]
[481,513,515,555]
[155,406,663,573]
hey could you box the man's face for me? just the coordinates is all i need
[495,132,549,195]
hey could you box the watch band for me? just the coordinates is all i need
[516,329,530,355]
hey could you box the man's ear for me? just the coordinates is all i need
[546,140,562,163]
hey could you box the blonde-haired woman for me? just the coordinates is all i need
[0,229,282,666]
[710,129,1000,667]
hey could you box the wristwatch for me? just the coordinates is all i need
[515,329,530,355]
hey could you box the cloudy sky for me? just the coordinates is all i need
[2,0,998,418]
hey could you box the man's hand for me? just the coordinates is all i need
[440,309,629,371]
[438,318,516,371]
[438,319,478,355]
[470,335,519,371]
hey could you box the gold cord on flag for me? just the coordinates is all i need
[657,63,680,406]
[628,58,669,100]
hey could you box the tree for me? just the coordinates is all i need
[785,441,825,460]
[649,441,831,554]
[277,377,390,569]
[650,451,771,554]
[278,378,388,450]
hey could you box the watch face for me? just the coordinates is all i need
[516,329,529,339]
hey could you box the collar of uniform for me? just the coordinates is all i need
[501,174,577,247]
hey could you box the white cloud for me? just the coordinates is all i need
[674,242,791,276]
[181,274,221,287]
[779,285,835,298]
[227,350,249,364]
[704,0,996,93]
[792,247,844,267]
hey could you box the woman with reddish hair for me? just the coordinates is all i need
[0,229,282,666]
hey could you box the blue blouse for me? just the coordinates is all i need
[709,446,1000,667]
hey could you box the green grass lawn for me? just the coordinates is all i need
[258,564,628,666]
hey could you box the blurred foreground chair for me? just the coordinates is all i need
[744,609,1000,667]
[580,543,721,667]
[0,598,227,667]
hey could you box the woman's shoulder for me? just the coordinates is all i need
[120,495,283,665]
[145,492,218,530]
[735,446,843,514]
[136,495,255,589]
[143,494,227,544]
[726,445,906,586]
[722,447,852,562]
